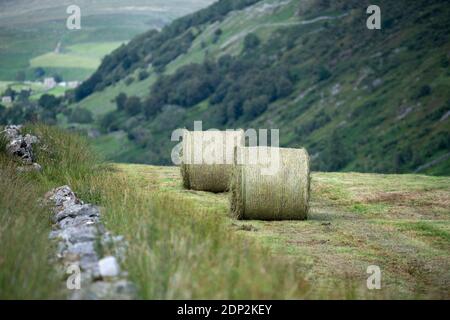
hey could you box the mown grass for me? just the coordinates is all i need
[130,166,450,299]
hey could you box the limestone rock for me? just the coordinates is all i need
[98,256,121,278]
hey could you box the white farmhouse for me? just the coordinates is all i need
[43,77,56,89]
[67,81,81,89]
[1,96,12,104]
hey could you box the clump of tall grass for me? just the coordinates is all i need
[23,124,110,202]
[0,124,107,299]
[0,158,62,299]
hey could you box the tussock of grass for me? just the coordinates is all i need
[23,124,110,203]
[0,124,108,299]
[395,221,450,242]
[0,158,62,299]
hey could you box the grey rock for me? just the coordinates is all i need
[46,185,82,211]
[54,204,100,223]
[51,225,98,244]
[7,137,34,164]
[98,256,120,278]
[17,163,42,173]
[46,184,136,300]
[58,215,99,229]
[66,241,96,256]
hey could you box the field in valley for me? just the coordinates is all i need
[111,164,450,299]
[0,0,215,81]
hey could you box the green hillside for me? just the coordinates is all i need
[23,0,450,175]
[66,0,450,175]
[0,0,215,80]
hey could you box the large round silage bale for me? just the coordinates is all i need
[181,130,245,192]
[230,146,310,220]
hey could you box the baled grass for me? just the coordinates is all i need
[230,147,310,220]
[181,130,245,193]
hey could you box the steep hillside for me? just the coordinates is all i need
[68,0,449,174]
[0,0,214,80]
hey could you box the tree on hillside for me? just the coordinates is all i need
[38,94,60,111]
[243,95,269,120]
[34,67,45,79]
[69,107,93,124]
[244,33,260,51]
[115,93,127,111]
[125,96,142,115]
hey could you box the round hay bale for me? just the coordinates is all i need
[230,146,310,220]
[181,130,245,192]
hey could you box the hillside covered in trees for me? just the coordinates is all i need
[3,0,450,175]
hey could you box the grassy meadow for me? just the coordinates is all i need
[29,42,124,79]
[112,165,450,299]
[1,125,449,299]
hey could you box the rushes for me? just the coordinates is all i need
[0,161,62,299]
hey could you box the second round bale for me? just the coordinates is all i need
[230,146,310,220]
